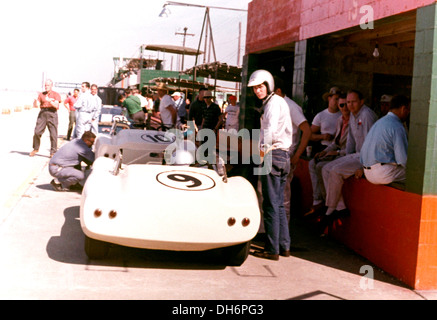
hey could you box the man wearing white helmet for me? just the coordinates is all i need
[247,69,293,261]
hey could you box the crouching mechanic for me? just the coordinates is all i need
[49,131,96,192]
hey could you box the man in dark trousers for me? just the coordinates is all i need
[49,131,96,192]
[30,79,62,158]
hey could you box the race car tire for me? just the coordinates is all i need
[225,241,251,266]
[84,235,110,259]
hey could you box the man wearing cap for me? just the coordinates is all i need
[200,91,221,131]
[310,86,342,153]
[171,91,187,129]
[157,83,177,130]
[379,94,392,117]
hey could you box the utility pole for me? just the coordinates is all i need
[237,22,242,68]
[175,27,195,73]
[236,22,242,92]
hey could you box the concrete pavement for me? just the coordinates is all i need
[0,105,69,222]
[1,106,437,300]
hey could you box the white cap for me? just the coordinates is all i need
[171,92,181,97]
[380,94,393,102]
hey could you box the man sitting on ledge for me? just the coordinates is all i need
[357,94,410,185]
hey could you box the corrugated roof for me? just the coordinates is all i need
[149,77,238,93]
[145,44,203,56]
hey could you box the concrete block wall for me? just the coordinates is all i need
[301,0,436,40]
[246,0,301,53]
[247,0,436,54]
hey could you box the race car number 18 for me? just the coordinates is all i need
[156,171,216,191]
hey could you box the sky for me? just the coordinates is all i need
[0,0,250,92]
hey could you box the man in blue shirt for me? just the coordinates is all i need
[359,94,410,185]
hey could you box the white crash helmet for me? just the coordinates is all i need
[247,69,275,93]
[170,150,195,165]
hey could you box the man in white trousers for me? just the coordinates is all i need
[320,90,377,230]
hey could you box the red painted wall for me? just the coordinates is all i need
[246,0,301,53]
[339,178,422,288]
[246,0,437,54]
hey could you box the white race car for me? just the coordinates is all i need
[80,129,261,266]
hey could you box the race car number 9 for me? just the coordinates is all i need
[156,171,216,191]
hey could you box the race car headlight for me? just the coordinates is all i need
[94,209,102,218]
[109,210,117,219]
[242,218,250,227]
[227,217,236,226]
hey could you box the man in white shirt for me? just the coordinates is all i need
[89,84,102,135]
[247,70,293,261]
[133,88,148,110]
[156,83,177,130]
[224,95,240,132]
[171,91,187,129]
[273,76,311,221]
[310,86,342,153]
[74,82,100,139]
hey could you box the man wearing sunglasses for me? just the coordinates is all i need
[319,90,377,233]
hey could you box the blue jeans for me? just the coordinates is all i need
[260,149,291,255]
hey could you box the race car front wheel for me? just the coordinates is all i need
[84,235,110,259]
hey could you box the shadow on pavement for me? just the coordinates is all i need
[37,183,54,191]
[46,206,412,290]
[46,206,226,271]
[286,217,411,289]
[10,150,50,158]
